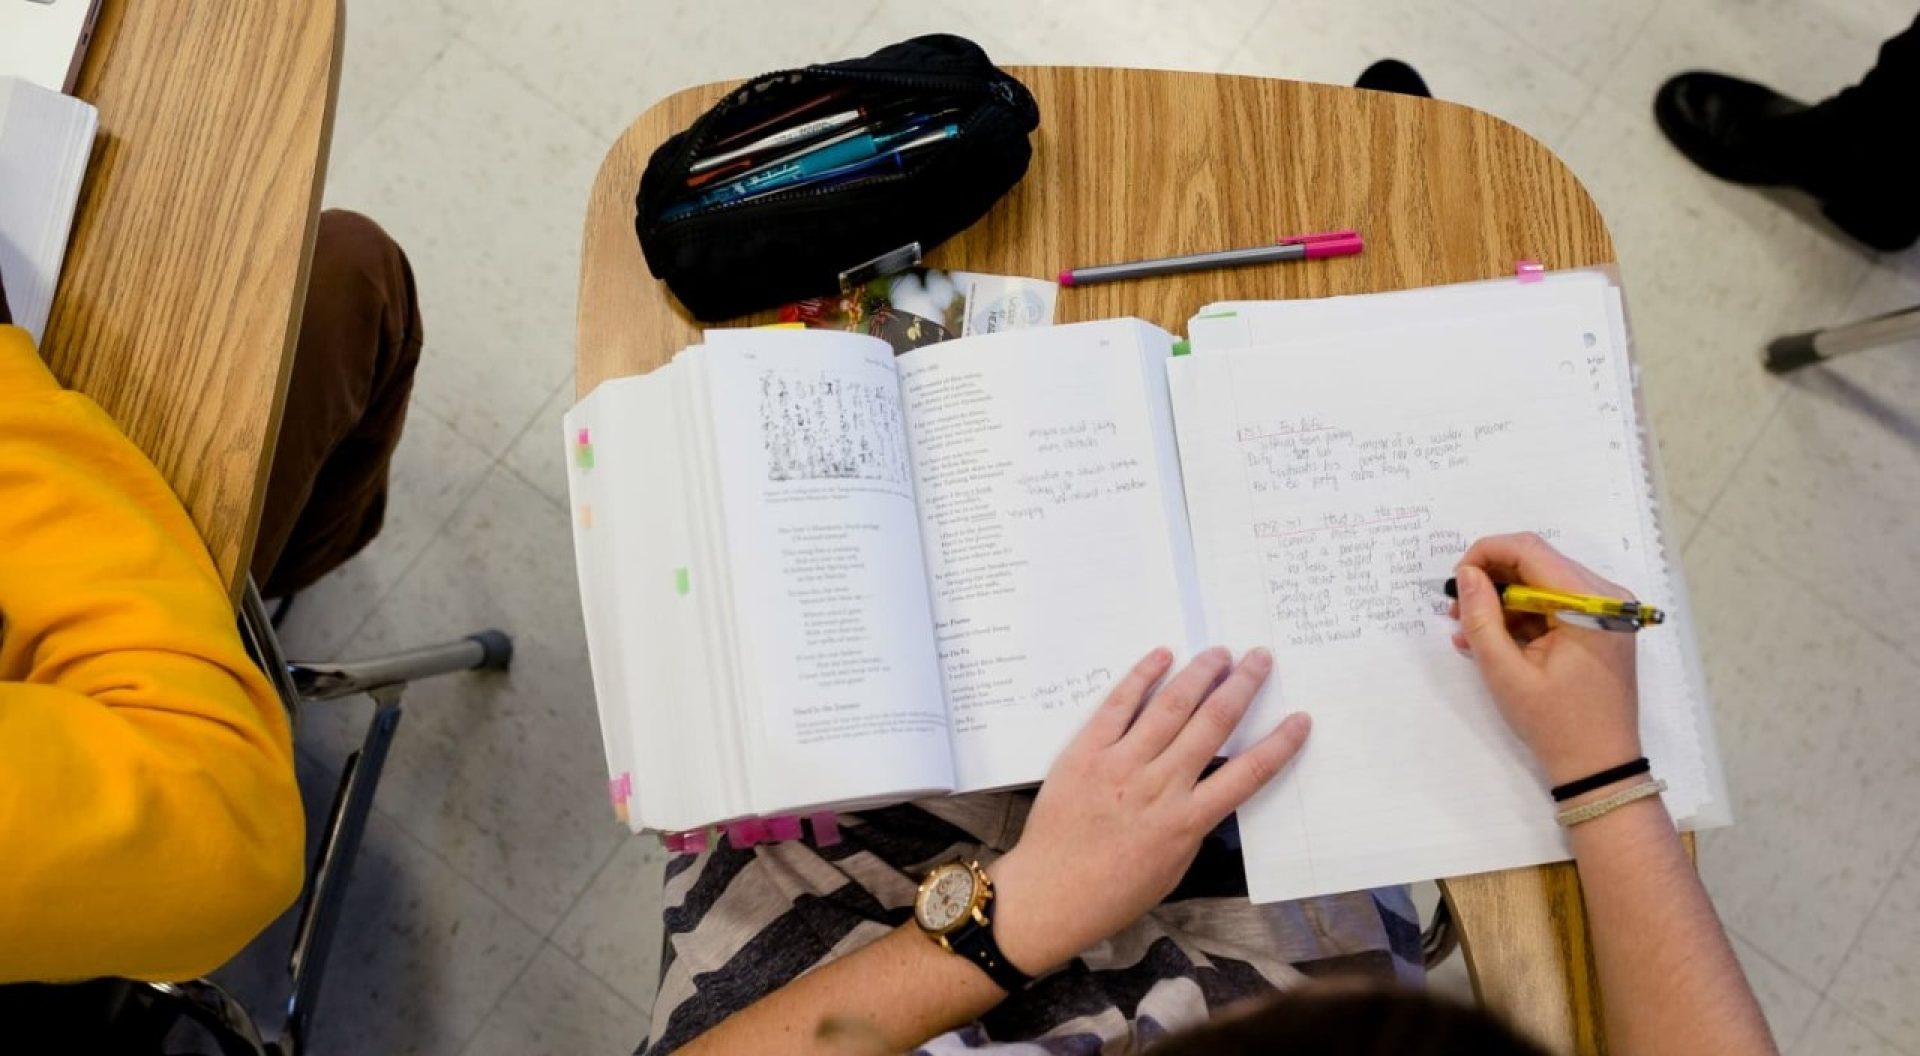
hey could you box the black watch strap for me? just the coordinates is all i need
[948,918,1033,992]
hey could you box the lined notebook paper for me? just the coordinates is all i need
[1172,271,1724,903]
[0,75,96,343]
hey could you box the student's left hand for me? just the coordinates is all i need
[986,646,1309,976]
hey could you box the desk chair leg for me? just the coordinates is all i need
[225,576,514,1056]
[1765,303,1920,373]
[282,682,402,1056]
[289,631,512,701]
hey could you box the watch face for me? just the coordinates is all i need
[916,863,978,932]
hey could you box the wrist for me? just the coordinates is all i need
[1538,737,1644,788]
[1566,792,1676,856]
[981,850,1077,976]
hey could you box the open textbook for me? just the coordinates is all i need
[565,269,1727,902]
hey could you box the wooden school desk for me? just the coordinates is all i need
[38,1,343,600]
[578,67,1681,1054]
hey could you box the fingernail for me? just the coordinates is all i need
[1457,566,1481,598]
[1204,645,1231,664]
[1151,646,1173,665]
[1282,711,1312,735]
[1245,647,1273,673]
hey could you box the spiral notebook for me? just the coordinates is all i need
[1174,268,1727,903]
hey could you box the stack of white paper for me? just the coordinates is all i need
[0,76,97,343]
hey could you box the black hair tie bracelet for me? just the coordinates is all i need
[1551,757,1651,803]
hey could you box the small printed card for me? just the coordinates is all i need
[782,268,1057,354]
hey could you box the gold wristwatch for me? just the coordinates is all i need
[913,860,1033,992]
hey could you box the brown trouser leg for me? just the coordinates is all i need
[249,210,424,598]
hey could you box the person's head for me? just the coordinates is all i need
[1147,982,1550,1056]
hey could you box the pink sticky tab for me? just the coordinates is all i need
[684,827,709,853]
[577,427,591,446]
[726,819,770,848]
[619,773,633,799]
[809,812,842,847]
[1516,259,1545,283]
[766,816,803,841]
[608,776,627,807]
[661,832,688,853]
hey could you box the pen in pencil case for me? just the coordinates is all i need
[687,107,961,189]
[694,86,853,158]
[689,108,868,177]
[1441,577,1666,633]
[662,124,960,222]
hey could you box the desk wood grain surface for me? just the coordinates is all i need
[578,67,1654,1054]
[41,0,343,598]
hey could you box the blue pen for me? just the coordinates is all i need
[663,123,960,221]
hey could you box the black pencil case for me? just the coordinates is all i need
[634,34,1039,322]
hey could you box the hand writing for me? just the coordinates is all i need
[1450,532,1641,786]
[986,646,1310,975]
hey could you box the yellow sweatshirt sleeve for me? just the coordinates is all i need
[0,325,303,983]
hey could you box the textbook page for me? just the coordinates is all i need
[696,330,955,813]
[897,319,1204,791]
[1169,304,1704,902]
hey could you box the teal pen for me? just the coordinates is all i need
[663,123,959,221]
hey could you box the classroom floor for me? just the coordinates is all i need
[212,1,1920,1053]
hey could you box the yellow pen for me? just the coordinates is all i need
[1441,578,1666,633]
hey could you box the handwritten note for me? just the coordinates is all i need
[898,320,1199,790]
[1169,291,1707,904]
[1011,419,1151,517]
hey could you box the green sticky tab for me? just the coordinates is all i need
[1171,339,1191,357]
[674,567,690,595]
[575,444,594,469]
[1196,310,1238,320]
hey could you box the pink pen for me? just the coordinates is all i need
[1060,228,1363,287]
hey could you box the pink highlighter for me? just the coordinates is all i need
[1059,228,1363,287]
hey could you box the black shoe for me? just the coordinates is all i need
[1356,59,1431,99]
[1653,71,1809,185]
[1655,71,1919,252]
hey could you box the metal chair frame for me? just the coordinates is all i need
[130,577,511,1056]
[1765,303,1920,373]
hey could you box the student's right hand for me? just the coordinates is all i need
[1450,532,1642,786]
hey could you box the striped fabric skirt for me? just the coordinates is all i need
[643,793,1423,1054]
